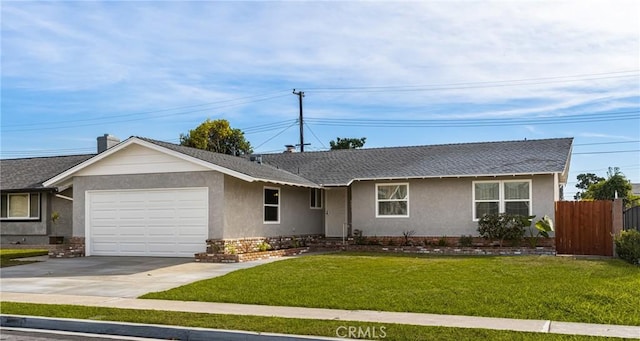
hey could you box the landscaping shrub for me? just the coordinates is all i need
[402,230,416,246]
[477,213,529,247]
[353,229,367,245]
[527,215,554,248]
[615,229,640,265]
[257,241,271,252]
[437,236,448,247]
[458,235,473,247]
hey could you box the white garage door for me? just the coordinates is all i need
[87,188,208,257]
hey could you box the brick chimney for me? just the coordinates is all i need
[97,134,120,153]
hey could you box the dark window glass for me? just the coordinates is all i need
[264,189,279,205]
[264,206,278,222]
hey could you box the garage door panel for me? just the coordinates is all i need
[91,210,118,219]
[118,230,147,237]
[92,242,118,252]
[178,228,208,236]
[88,188,208,257]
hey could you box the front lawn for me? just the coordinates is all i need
[0,249,48,267]
[0,302,622,341]
[143,253,640,326]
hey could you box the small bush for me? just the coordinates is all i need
[257,241,271,252]
[402,230,416,246]
[225,244,237,255]
[458,235,474,247]
[437,236,448,247]
[615,230,640,265]
[477,213,530,247]
[353,229,367,245]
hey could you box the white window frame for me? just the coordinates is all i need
[375,182,410,218]
[472,179,532,221]
[1,192,40,220]
[310,188,323,209]
[263,186,280,224]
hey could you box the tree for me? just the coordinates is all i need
[580,167,639,207]
[574,173,605,200]
[180,119,252,156]
[329,137,366,150]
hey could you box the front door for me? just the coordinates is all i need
[325,188,348,238]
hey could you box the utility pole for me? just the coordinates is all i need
[292,89,305,152]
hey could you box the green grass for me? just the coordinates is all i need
[0,302,623,341]
[0,248,48,267]
[143,253,640,326]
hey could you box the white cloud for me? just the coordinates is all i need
[2,1,639,127]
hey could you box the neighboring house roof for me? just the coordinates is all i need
[43,137,319,188]
[632,183,640,196]
[259,138,574,186]
[0,154,95,191]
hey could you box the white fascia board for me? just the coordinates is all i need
[344,172,559,186]
[254,178,321,189]
[43,137,256,187]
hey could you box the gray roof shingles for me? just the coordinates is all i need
[259,138,574,186]
[1,137,573,191]
[1,154,95,191]
[138,138,319,187]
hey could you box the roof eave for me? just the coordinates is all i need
[43,137,258,187]
[253,178,321,188]
[0,187,57,193]
[344,171,564,186]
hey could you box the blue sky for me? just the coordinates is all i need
[2,1,639,197]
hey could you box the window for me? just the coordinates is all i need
[310,188,323,209]
[473,180,531,220]
[1,193,40,220]
[264,187,280,223]
[376,183,409,217]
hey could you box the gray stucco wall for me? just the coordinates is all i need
[50,188,74,238]
[72,171,224,239]
[223,176,324,239]
[350,175,555,237]
[0,192,50,244]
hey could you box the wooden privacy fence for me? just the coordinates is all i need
[555,200,623,256]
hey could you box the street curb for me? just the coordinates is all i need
[1,314,345,341]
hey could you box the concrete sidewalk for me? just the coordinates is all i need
[1,292,638,339]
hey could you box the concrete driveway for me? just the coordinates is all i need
[0,256,278,298]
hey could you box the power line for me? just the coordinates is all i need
[2,90,291,129]
[2,93,292,133]
[573,140,639,146]
[253,121,298,150]
[568,164,640,173]
[306,70,639,93]
[573,149,640,155]
[242,119,299,135]
[305,110,639,128]
[303,122,327,149]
